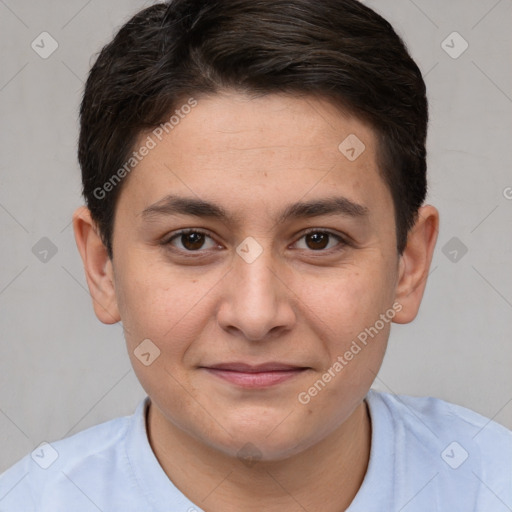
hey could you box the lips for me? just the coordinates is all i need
[201,362,310,388]
[206,362,306,372]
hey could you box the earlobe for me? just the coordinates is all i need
[393,205,439,324]
[72,206,121,325]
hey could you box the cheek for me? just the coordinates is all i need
[296,261,395,349]
[115,254,221,356]
[294,266,393,425]
[114,256,181,342]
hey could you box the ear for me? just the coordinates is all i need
[72,206,120,325]
[393,205,439,324]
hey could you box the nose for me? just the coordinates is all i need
[216,246,297,341]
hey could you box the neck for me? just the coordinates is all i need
[147,400,371,512]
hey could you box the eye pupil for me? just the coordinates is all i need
[306,232,329,250]
[182,232,205,250]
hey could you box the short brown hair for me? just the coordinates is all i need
[78,0,428,259]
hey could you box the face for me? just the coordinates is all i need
[80,91,420,461]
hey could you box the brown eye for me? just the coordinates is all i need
[294,230,346,252]
[165,230,218,252]
[181,232,206,250]
[305,232,330,250]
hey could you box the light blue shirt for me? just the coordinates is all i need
[1,389,511,511]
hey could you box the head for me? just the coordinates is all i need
[73,0,438,461]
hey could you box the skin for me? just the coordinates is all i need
[73,91,439,511]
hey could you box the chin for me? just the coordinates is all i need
[200,418,324,464]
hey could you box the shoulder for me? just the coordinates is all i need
[365,389,512,509]
[0,409,135,511]
[368,388,512,444]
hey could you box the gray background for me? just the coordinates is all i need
[1,0,511,473]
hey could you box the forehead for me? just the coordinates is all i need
[162,92,375,166]
[118,91,392,223]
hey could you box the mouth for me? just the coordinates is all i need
[199,362,310,388]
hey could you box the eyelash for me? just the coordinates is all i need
[161,228,350,256]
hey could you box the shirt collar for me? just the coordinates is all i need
[124,396,206,511]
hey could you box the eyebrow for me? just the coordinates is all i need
[140,194,369,224]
